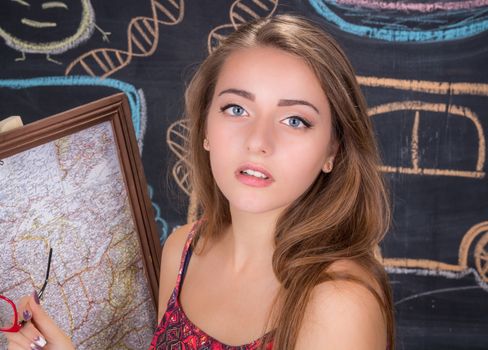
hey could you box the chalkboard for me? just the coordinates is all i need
[0,1,487,349]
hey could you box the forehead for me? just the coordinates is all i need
[215,46,328,106]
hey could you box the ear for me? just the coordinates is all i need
[322,141,338,173]
[322,157,334,173]
[203,137,210,151]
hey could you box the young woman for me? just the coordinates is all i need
[6,14,394,350]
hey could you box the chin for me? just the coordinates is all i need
[228,196,289,215]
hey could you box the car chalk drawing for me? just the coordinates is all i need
[363,77,488,290]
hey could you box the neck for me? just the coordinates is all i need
[221,205,283,273]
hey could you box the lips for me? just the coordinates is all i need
[235,163,274,187]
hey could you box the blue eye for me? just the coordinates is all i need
[221,104,247,117]
[283,116,312,129]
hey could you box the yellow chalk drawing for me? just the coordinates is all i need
[370,101,486,179]
[65,0,185,78]
[42,2,69,10]
[21,18,57,28]
[363,77,488,286]
[358,76,488,97]
[166,119,200,223]
[0,0,110,64]
[378,221,488,284]
[167,119,191,196]
[208,0,279,53]
[12,0,30,7]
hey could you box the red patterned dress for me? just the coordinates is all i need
[149,226,274,350]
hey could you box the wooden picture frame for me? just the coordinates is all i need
[0,93,161,349]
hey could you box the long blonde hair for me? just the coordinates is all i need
[184,14,394,349]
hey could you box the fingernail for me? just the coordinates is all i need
[32,290,40,305]
[33,335,47,346]
[30,344,42,350]
[23,309,32,321]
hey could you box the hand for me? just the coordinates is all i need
[5,292,75,350]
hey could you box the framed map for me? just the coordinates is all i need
[0,93,161,349]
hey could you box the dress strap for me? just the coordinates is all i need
[173,222,198,297]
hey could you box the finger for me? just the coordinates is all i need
[20,321,48,349]
[16,294,32,318]
[5,328,32,350]
[7,339,26,350]
[26,293,66,342]
[5,321,48,350]
[5,328,31,349]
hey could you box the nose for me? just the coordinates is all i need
[245,116,274,155]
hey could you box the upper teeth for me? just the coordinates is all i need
[242,169,268,179]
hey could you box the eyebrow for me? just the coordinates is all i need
[218,88,320,114]
[218,88,255,101]
[277,99,319,114]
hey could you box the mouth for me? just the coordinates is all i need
[235,164,274,181]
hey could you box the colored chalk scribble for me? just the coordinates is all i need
[65,0,185,78]
[308,0,488,42]
[0,0,110,64]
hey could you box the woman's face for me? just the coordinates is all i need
[206,46,336,215]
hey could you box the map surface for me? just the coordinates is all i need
[0,121,156,349]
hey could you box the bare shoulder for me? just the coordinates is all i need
[157,222,196,321]
[295,259,387,350]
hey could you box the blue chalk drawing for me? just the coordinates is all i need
[148,185,169,244]
[0,76,143,139]
[308,0,488,42]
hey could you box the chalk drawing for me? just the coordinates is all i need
[363,77,488,179]
[334,0,488,12]
[364,76,488,288]
[308,0,488,42]
[394,285,481,305]
[65,0,184,78]
[208,0,278,53]
[0,0,110,64]
[370,101,485,179]
[136,88,148,153]
[166,119,201,223]
[167,119,191,196]
[358,77,488,97]
[0,76,145,143]
[379,221,488,290]
[147,185,169,244]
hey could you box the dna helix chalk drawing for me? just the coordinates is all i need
[65,0,184,78]
[207,0,279,53]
